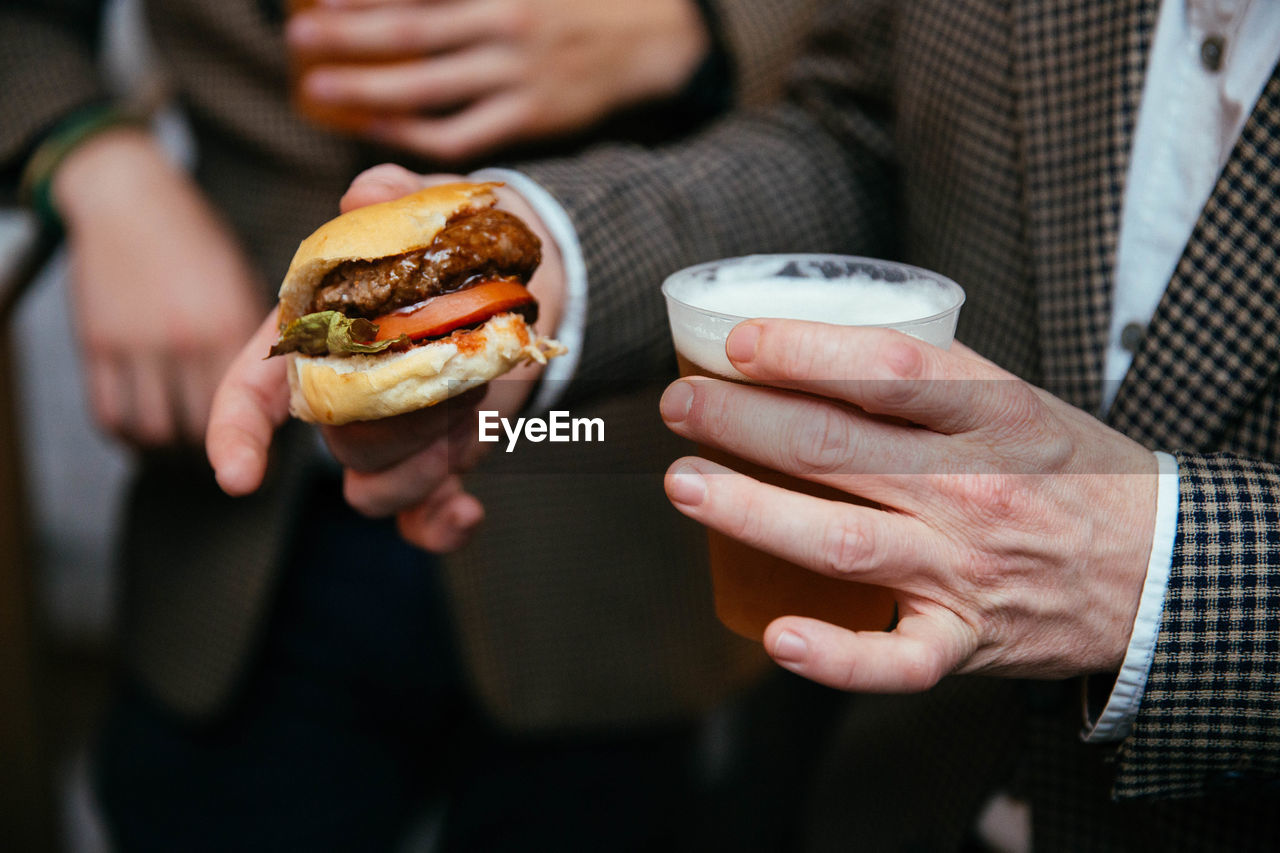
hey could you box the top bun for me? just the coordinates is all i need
[277,181,502,325]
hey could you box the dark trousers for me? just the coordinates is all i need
[93,485,707,852]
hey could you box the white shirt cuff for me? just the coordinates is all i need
[1081,450,1179,742]
[470,168,587,415]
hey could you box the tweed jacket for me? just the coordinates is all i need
[516,0,1280,847]
[0,0,818,729]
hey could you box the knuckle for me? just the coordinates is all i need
[496,2,535,40]
[1018,404,1075,469]
[725,483,768,545]
[789,406,854,475]
[493,43,531,81]
[952,473,1019,522]
[775,325,826,381]
[1000,381,1043,421]
[866,376,923,411]
[883,338,926,379]
[687,382,732,442]
[1040,432,1075,469]
[900,642,947,691]
[816,513,873,575]
[504,94,537,130]
[986,383,1057,449]
[953,539,990,579]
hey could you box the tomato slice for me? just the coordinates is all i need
[371,280,536,342]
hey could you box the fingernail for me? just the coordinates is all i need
[660,381,694,423]
[726,322,760,364]
[667,463,706,506]
[772,630,808,665]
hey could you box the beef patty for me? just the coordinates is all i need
[311,208,542,318]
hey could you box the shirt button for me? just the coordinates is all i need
[1201,35,1225,72]
[1120,321,1145,353]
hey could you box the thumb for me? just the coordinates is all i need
[763,607,975,693]
[206,311,291,496]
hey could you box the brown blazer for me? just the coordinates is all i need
[0,0,817,728]
[516,0,1280,847]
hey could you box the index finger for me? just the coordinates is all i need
[725,320,1025,435]
[287,2,495,60]
[206,311,291,496]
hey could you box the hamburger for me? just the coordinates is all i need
[269,182,564,425]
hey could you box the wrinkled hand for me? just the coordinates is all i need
[660,319,1159,693]
[208,164,564,552]
[53,129,265,448]
[286,0,709,162]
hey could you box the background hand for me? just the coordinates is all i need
[660,319,1160,692]
[287,0,709,162]
[54,128,266,448]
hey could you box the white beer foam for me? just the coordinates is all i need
[680,275,953,324]
[667,269,961,378]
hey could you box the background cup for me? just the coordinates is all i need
[286,0,414,135]
[661,254,965,641]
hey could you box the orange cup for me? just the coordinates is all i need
[286,0,415,135]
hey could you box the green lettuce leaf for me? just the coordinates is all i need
[268,311,407,357]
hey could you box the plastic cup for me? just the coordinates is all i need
[286,0,414,135]
[661,254,965,641]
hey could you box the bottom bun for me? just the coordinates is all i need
[287,312,565,425]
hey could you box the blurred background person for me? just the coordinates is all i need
[0,0,822,850]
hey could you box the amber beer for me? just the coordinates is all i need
[662,255,965,641]
[674,352,900,639]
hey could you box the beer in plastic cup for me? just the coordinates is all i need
[661,254,965,641]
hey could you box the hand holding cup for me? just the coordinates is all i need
[661,309,1160,693]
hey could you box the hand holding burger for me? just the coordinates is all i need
[208,165,567,551]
